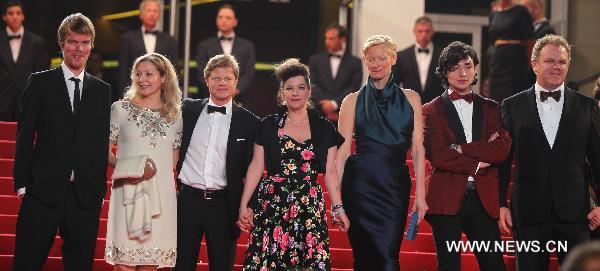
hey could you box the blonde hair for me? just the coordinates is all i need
[361,34,397,57]
[124,53,181,122]
[204,54,240,79]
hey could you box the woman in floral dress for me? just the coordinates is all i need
[105,53,182,270]
[237,58,350,270]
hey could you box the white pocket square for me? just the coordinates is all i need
[236,138,246,142]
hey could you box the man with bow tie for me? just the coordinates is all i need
[308,23,362,122]
[174,54,259,271]
[423,41,511,271]
[118,0,177,97]
[393,16,444,104]
[0,0,48,121]
[196,4,255,104]
[499,35,600,270]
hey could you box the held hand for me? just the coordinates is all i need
[499,207,513,234]
[413,199,428,225]
[587,207,600,230]
[334,213,350,232]
[319,100,337,114]
[124,158,157,184]
[237,206,254,232]
[488,132,500,142]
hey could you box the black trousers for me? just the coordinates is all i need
[426,188,506,271]
[13,183,101,271]
[513,210,589,270]
[174,184,237,271]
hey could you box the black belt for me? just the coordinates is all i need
[181,183,227,200]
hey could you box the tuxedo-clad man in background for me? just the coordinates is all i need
[423,41,510,271]
[12,13,111,270]
[308,23,362,122]
[196,4,255,104]
[0,0,48,121]
[499,35,600,270]
[393,16,444,104]
[118,0,177,97]
[174,54,259,271]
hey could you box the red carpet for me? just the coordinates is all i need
[0,121,559,270]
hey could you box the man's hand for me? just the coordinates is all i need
[587,207,600,230]
[319,100,337,114]
[488,132,499,142]
[499,207,513,234]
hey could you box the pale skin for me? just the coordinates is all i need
[108,61,179,271]
[498,44,571,234]
[336,44,428,224]
[237,75,350,232]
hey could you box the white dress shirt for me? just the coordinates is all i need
[141,26,157,54]
[535,83,564,148]
[449,89,475,182]
[218,31,235,56]
[7,26,24,63]
[17,63,84,196]
[329,48,344,79]
[178,99,232,190]
[415,42,434,89]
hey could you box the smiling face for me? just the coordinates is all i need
[532,44,569,90]
[62,31,92,75]
[363,44,396,81]
[134,60,165,99]
[446,57,477,94]
[282,75,310,112]
[206,67,237,105]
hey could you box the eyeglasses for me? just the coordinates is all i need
[209,77,234,84]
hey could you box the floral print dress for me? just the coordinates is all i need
[243,123,330,270]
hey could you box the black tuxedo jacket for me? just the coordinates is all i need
[308,51,362,106]
[500,87,600,227]
[0,30,49,121]
[393,44,444,104]
[176,98,259,235]
[534,20,556,40]
[195,36,256,98]
[118,29,178,95]
[13,68,111,208]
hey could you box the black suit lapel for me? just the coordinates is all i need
[76,73,95,122]
[425,46,440,90]
[214,37,224,55]
[525,88,551,149]
[181,99,208,156]
[472,95,483,142]
[53,68,76,125]
[14,31,31,66]
[441,91,467,144]
[552,88,575,150]
[0,33,14,68]
[136,30,147,54]
[226,103,243,182]
[408,46,422,89]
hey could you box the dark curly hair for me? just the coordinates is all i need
[274,58,312,107]
[435,41,480,90]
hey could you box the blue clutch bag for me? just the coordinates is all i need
[406,211,419,240]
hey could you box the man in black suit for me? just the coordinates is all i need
[174,54,259,271]
[499,35,600,270]
[119,0,177,97]
[309,23,362,122]
[393,16,444,104]
[12,13,111,271]
[0,0,48,121]
[196,4,255,103]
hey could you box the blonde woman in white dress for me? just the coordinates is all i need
[105,53,182,270]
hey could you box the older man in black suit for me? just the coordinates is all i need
[499,35,600,270]
[118,0,177,96]
[13,13,111,270]
[393,16,443,104]
[196,4,255,104]
[0,0,48,121]
[309,23,362,122]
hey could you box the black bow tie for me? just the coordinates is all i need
[219,36,233,41]
[540,90,561,102]
[8,34,21,40]
[207,105,226,114]
[144,30,157,35]
[417,47,430,54]
[329,53,342,59]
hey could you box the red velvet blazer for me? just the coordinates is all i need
[422,92,512,219]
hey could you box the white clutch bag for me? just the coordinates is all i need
[112,154,148,180]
